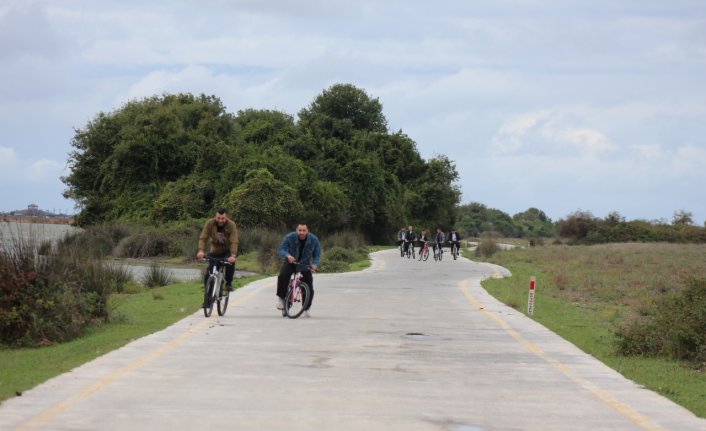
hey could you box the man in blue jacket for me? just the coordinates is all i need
[277,222,322,316]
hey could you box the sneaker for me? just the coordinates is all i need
[276,297,284,310]
[303,310,310,318]
[226,283,234,292]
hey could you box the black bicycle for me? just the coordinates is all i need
[404,239,416,259]
[202,256,232,317]
[450,242,460,260]
[283,263,312,319]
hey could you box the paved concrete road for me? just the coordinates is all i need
[1,250,704,431]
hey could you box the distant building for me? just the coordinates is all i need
[9,204,66,218]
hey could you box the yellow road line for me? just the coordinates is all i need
[459,279,668,431]
[14,283,267,431]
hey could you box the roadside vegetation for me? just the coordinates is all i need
[478,242,706,417]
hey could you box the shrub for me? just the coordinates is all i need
[318,258,349,273]
[475,237,500,258]
[105,264,134,293]
[325,246,357,262]
[116,231,171,258]
[141,263,172,288]
[616,277,706,364]
[322,230,366,250]
[0,233,116,347]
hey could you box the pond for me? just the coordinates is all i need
[0,221,80,249]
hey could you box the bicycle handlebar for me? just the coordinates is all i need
[200,256,234,265]
[290,261,315,273]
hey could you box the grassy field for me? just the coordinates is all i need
[479,242,706,418]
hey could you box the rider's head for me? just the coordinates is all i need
[215,208,228,227]
[407,225,413,231]
[296,222,309,240]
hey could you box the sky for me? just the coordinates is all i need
[1,0,705,225]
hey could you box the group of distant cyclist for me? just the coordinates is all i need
[397,225,463,260]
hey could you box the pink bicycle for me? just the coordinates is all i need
[282,263,311,319]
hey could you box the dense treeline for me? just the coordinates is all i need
[556,210,706,244]
[454,204,705,244]
[62,85,460,242]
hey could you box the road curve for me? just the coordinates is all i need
[1,249,704,431]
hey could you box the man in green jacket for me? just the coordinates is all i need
[197,208,239,292]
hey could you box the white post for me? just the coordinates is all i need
[527,276,536,316]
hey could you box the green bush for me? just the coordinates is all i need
[616,277,706,363]
[141,263,173,288]
[318,258,349,273]
[322,230,366,249]
[325,246,367,263]
[116,231,171,257]
[105,264,134,293]
[475,237,500,258]
[0,235,116,347]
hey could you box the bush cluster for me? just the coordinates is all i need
[616,277,706,364]
[0,236,122,347]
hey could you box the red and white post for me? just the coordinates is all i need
[527,276,536,316]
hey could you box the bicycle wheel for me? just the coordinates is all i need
[453,245,458,260]
[285,281,310,319]
[217,280,229,316]
[421,247,429,261]
[204,277,216,317]
[438,247,443,261]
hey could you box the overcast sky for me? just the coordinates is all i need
[2,0,705,225]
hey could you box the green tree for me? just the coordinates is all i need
[222,169,303,229]
[63,94,237,225]
[512,208,554,237]
[302,181,350,232]
[407,156,461,229]
[298,83,387,140]
[151,175,215,222]
[672,209,694,226]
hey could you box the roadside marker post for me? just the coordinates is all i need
[527,276,536,316]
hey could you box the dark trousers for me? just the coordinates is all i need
[277,262,314,310]
[203,251,235,286]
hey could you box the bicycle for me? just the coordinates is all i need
[418,240,430,261]
[404,240,416,259]
[450,242,460,260]
[201,256,232,317]
[283,262,312,319]
[433,243,444,261]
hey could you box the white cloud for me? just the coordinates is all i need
[0,146,64,183]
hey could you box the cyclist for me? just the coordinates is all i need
[449,228,462,256]
[276,222,321,317]
[397,226,406,257]
[418,229,429,254]
[196,208,238,299]
[403,225,416,256]
[434,227,445,257]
